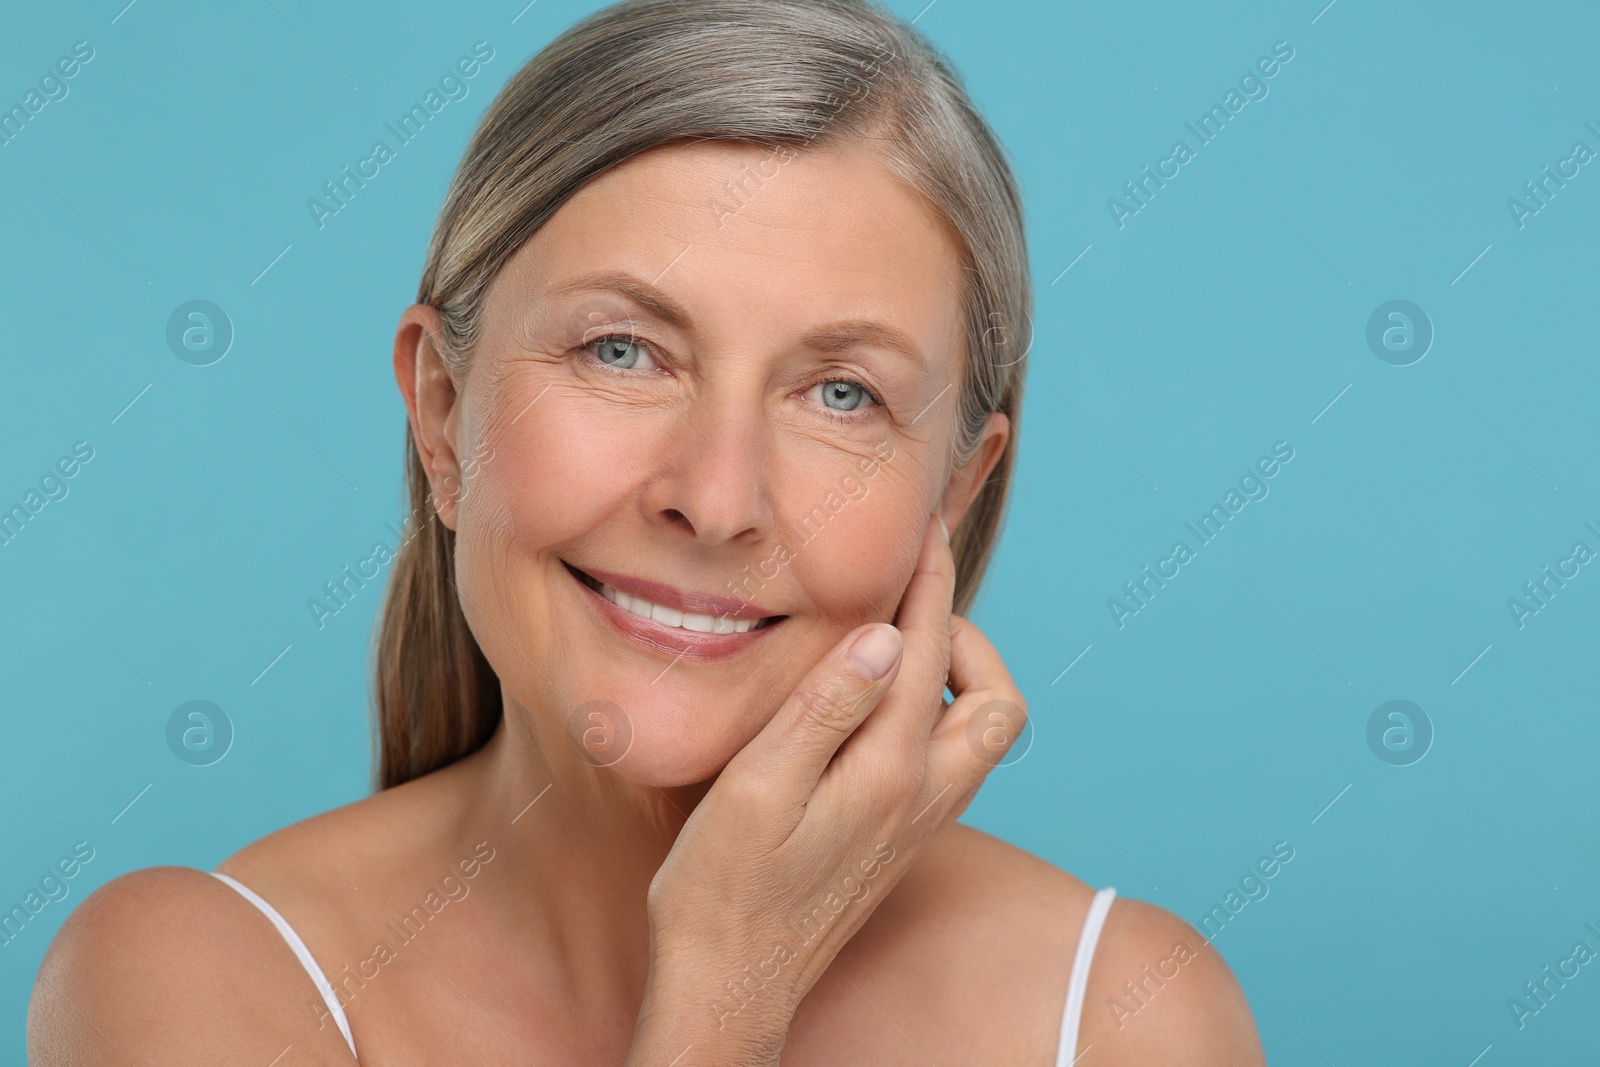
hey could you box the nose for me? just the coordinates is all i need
[640,386,772,546]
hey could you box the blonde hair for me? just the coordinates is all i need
[375,0,1032,789]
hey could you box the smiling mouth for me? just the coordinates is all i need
[562,560,787,635]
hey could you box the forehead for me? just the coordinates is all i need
[491,137,968,374]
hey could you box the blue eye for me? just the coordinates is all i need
[585,333,657,372]
[812,378,880,422]
[820,380,872,411]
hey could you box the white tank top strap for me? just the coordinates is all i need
[1055,886,1117,1066]
[210,871,358,1060]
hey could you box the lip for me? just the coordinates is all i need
[567,561,780,621]
[563,560,787,661]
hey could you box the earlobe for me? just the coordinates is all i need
[393,304,464,528]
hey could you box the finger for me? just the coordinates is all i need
[727,621,905,803]
[943,614,1015,704]
[868,513,956,740]
[849,514,954,754]
[928,613,1027,786]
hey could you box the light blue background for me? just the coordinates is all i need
[3,0,1597,1062]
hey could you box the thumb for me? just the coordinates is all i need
[731,622,904,802]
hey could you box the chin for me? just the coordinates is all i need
[606,747,736,790]
[555,682,774,790]
[596,730,753,792]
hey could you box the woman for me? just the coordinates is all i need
[30,1,1266,1063]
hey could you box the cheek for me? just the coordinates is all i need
[463,387,646,550]
[776,458,927,619]
[446,386,639,682]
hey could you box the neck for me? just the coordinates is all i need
[444,692,715,999]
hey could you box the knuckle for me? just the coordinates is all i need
[794,683,862,736]
[716,767,768,810]
[645,869,669,911]
[949,613,975,642]
[645,867,685,926]
[859,749,916,806]
[1009,691,1030,723]
[867,773,907,814]
[900,763,930,802]
[881,759,925,804]
[948,784,978,822]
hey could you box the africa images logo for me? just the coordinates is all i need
[1107,441,1295,629]
[306,41,495,230]
[1107,40,1296,229]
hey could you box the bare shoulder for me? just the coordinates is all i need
[27,865,358,1066]
[1077,894,1267,1065]
[26,761,465,1066]
[213,755,465,911]
[29,761,473,1066]
[796,822,1101,1063]
[811,823,1264,1066]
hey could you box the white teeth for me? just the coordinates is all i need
[598,581,758,634]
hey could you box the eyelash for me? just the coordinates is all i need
[577,332,882,424]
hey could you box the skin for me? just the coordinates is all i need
[28,139,1266,1065]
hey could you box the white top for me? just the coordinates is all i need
[1058,886,1118,1065]
[211,872,358,1059]
[211,870,1117,1066]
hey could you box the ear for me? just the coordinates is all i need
[393,304,465,530]
[935,411,1010,536]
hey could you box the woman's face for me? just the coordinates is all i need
[398,137,1008,787]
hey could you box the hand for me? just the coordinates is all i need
[627,513,1028,1065]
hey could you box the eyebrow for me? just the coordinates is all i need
[800,320,929,373]
[551,269,931,372]
[553,270,694,330]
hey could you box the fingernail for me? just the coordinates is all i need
[848,624,903,681]
[936,514,950,543]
